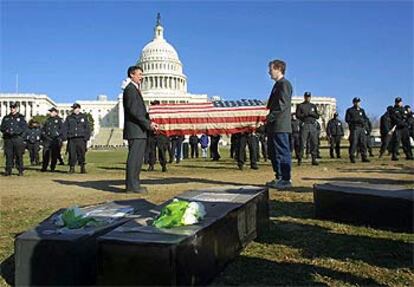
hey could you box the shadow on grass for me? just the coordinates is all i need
[212,255,386,286]
[302,177,414,185]
[256,220,413,270]
[179,164,253,170]
[0,254,14,286]
[336,166,414,175]
[97,166,125,171]
[54,177,261,193]
[269,200,315,219]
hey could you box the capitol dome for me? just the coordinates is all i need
[137,14,187,93]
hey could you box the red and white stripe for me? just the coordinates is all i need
[149,102,268,136]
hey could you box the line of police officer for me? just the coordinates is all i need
[378,97,413,161]
[229,93,413,167]
[1,102,90,176]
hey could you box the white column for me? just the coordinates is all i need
[26,101,30,119]
[20,101,25,117]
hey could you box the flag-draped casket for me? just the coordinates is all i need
[149,100,268,136]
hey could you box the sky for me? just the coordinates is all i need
[1,0,413,117]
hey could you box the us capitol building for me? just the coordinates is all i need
[0,15,337,143]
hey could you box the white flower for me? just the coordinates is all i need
[181,202,206,226]
[188,202,206,218]
[182,212,198,225]
[70,206,84,217]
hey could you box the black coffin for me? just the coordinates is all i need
[14,199,157,286]
[313,182,414,232]
[97,186,269,286]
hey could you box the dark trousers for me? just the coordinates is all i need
[147,136,156,166]
[230,135,240,159]
[27,142,40,164]
[349,127,367,160]
[170,139,183,162]
[230,141,235,159]
[379,133,393,156]
[148,137,168,168]
[299,123,318,160]
[42,138,60,170]
[329,136,342,158]
[236,134,258,167]
[268,132,291,181]
[126,139,146,191]
[190,143,199,158]
[210,137,220,160]
[4,136,25,173]
[290,133,300,159]
[68,138,86,167]
[366,134,373,155]
[392,128,413,159]
[57,143,64,164]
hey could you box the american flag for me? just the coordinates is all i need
[149,99,268,136]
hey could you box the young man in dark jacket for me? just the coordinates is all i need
[265,59,293,189]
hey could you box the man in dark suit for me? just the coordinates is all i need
[123,66,158,193]
[265,59,293,189]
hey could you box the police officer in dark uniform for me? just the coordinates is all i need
[290,113,301,160]
[24,119,42,165]
[236,132,259,170]
[41,107,63,172]
[379,106,394,158]
[62,103,91,173]
[390,97,413,160]
[1,102,28,176]
[327,112,344,159]
[296,92,320,165]
[345,97,370,163]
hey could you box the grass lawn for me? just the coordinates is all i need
[0,147,413,286]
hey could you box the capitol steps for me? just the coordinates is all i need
[92,128,125,148]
